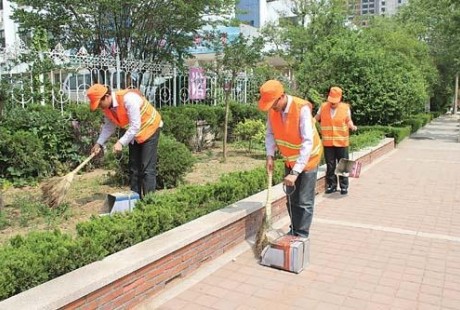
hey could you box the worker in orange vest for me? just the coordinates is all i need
[315,86,357,195]
[87,84,163,199]
[258,80,323,238]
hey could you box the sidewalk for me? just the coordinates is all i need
[139,114,460,310]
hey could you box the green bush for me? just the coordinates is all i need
[0,231,104,300]
[357,125,411,144]
[233,119,266,152]
[0,128,49,184]
[349,130,384,151]
[102,134,195,189]
[157,135,196,188]
[0,104,101,183]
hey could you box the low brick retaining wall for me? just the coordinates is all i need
[0,138,394,310]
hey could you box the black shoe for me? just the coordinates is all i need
[325,187,337,194]
[341,189,348,195]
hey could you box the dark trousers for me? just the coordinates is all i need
[128,129,160,199]
[285,166,318,238]
[324,146,349,190]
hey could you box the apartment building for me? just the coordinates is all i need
[237,0,296,28]
[357,0,408,16]
[238,0,409,28]
[0,0,20,48]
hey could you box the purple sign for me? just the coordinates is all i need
[189,67,206,100]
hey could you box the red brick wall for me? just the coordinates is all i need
[61,140,394,310]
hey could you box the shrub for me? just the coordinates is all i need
[102,134,195,189]
[0,128,49,184]
[349,130,384,152]
[0,231,104,300]
[233,119,266,152]
[357,125,411,144]
[157,135,196,188]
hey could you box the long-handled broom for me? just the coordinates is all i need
[41,153,96,208]
[254,170,273,256]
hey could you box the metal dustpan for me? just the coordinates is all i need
[335,158,362,178]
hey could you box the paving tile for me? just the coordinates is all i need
[139,116,460,310]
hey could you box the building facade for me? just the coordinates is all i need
[238,0,409,29]
[237,0,296,28]
[0,0,19,47]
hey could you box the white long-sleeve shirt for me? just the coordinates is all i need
[96,92,143,146]
[265,95,313,173]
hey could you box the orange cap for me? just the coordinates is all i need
[258,80,284,111]
[327,87,342,104]
[87,84,108,111]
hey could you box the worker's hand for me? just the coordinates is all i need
[284,174,297,187]
[91,143,102,155]
[266,156,274,174]
[113,141,123,153]
[351,125,358,131]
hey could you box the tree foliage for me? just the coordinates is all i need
[207,33,264,160]
[296,21,433,125]
[11,0,236,64]
[397,0,460,111]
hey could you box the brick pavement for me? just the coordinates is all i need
[139,114,460,310]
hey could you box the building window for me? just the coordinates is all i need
[381,8,386,12]
[381,1,385,4]
[0,30,5,48]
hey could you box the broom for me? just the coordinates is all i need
[254,170,273,257]
[41,153,96,208]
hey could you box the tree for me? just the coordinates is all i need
[207,33,264,161]
[397,0,460,111]
[296,24,433,125]
[261,0,349,72]
[11,0,236,64]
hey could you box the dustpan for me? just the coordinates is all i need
[335,158,362,178]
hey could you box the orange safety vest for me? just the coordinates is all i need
[103,89,162,144]
[319,102,350,147]
[269,97,323,171]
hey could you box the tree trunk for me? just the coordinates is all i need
[223,90,230,162]
[454,73,458,114]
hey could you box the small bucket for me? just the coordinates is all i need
[335,158,362,178]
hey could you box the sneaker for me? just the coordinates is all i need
[340,189,348,195]
[325,187,337,194]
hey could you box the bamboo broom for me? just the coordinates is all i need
[254,170,273,257]
[41,153,96,208]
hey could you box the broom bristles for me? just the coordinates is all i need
[41,173,75,208]
[254,213,269,257]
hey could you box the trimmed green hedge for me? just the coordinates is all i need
[0,126,399,300]
[0,162,284,300]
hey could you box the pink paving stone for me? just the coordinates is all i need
[415,303,441,310]
[418,293,442,306]
[370,292,394,305]
[139,116,460,310]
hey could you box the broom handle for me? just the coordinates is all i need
[265,171,273,222]
[71,152,97,175]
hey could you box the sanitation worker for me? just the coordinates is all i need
[258,80,322,238]
[315,86,357,195]
[87,84,162,199]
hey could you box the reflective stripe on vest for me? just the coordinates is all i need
[103,89,162,144]
[269,96,322,171]
[319,102,350,147]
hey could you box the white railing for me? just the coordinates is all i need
[0,41,258,112]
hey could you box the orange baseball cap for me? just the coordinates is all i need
[87,84,108,111]
[258,80,284,111]
[327,87,342,104]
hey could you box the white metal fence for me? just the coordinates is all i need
[0,41,259,112]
